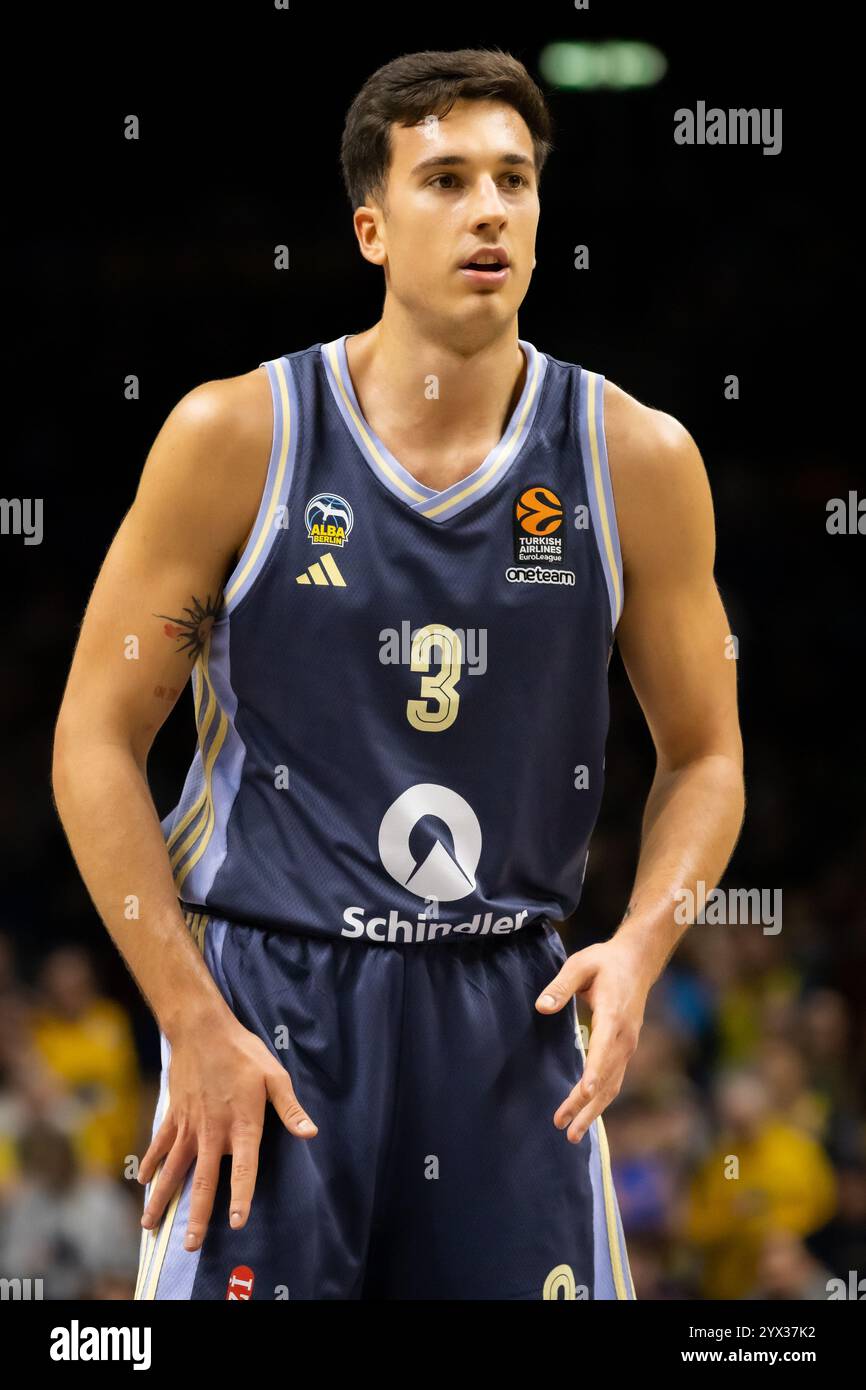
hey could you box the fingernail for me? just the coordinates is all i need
[184,1233,198,1251]
[230,1210,243,1228]
[141,1214,153,1229]
[298,1119,311,1132]
[539,994,556,1009]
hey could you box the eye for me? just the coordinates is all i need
[428,171,530,191]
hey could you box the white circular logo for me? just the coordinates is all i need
[378,784,482,902]
[304,492,354,541]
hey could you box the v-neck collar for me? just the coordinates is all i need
[320,333,547,523]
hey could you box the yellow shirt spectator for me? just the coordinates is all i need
[686,1118,837,1299]
[30,996,140,1177]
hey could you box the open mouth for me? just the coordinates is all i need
[459,260,510,282]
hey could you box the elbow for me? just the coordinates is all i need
[51,714,82,809]
[53,715,151,792]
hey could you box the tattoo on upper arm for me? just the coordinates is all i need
[154,592,223,662]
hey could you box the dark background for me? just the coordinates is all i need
[0,2,861,1300]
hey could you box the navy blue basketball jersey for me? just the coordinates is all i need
[160,335,624,944]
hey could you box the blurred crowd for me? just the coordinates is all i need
[0,939,144,1298]
[1,844,864,1298]
[572,801,866,1299]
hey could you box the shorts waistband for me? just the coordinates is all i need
[179,903,554,947]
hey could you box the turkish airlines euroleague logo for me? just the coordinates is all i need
[516,486,563,534]
[513,485,565,565]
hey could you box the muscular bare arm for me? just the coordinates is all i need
[537,382,745,1142]
[51,366,317,1250]
[605,384,745,968]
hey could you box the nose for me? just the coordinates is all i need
[467,174,509,230]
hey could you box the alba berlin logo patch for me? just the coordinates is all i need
[304,493,353,547]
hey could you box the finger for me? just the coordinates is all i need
[535,948,598,1013]
[583,1009,638,1097]
[141,1136,195,1229]
[183,1146,222,1252]
[580,1010,621,1095]
[565,1087,617,1144]
[265,1069,318,1138]
[553,1076,594,1129]
[138,1113,178,1187]
[227,1119,263,1230]
[553,1012,624,1129]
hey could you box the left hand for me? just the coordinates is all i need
[535,937,652,1143]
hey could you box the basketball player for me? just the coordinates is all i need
[52,49,744,1300]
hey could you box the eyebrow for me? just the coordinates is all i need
[408,152,534,176]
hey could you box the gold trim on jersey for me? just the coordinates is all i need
[325,340,429,504]
[134,910,210,1301]
[571,995,636,1299]
[419,344,541,519]
[223,358,293,608]
[164,636,229,895]
[584,370,623,627]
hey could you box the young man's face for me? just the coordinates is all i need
[360,97,540,338]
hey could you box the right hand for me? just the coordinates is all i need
[138,1015,317,1250]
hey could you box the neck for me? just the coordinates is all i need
[344,305,527,460]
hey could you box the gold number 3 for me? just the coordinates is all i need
[406,623,462,732]
[543,1265,577,1299]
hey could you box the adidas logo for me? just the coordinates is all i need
[296,551,346,587]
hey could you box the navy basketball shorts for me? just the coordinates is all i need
[135,910,636,1301]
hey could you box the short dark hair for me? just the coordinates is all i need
[340,48,555,212]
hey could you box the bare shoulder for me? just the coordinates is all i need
[171,364,272,451]
[601,377,714,580]
[168,364,273,496]
[141,364,274,562]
